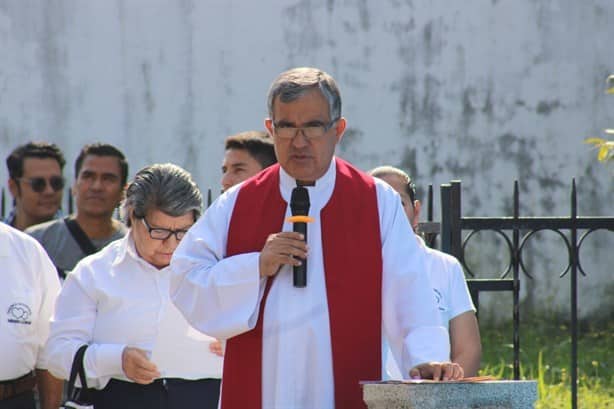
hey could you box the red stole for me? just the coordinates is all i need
[222,158,382,409]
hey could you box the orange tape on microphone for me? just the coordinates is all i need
[286,215,315,223]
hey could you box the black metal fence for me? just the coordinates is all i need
[3,180,612,408]
[436,179,614,409]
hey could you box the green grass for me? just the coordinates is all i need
[478,317,613,408]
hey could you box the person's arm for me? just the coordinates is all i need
[36,369,63,409]
[45,266,126,389]
[446,259,481,376]
[31,242,64,409]
[170,189,266,340]
[449,311,481,377]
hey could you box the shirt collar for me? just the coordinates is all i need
[278,157,337,208]
[111,233,132,267]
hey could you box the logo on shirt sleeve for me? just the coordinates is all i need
[433,288,447,312]
[7,303,32,325]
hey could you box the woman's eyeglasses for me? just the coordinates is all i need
[141,217,190,241]
[18,176,65,193]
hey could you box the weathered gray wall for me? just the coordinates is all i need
[1,0,612,319]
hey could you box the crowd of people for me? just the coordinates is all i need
[1,67,480,409]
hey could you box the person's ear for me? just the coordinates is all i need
[264,118,274,137]
[334,117,347,143]
[413,200,422,229]
[127,209,137,228]
[8,178,19,199]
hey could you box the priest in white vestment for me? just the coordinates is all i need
[170,67,463,409]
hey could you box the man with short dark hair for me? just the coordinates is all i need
[27,143,128,278]
[221,130,277,191]
[171,67,461,409]
[4,142,66,231]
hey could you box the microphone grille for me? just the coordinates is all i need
[290,186,310,215]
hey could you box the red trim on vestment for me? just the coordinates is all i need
[222,164,285,409]
[321,159,382,409]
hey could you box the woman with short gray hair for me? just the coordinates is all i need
[122,163,202,229]
[45,163,222,409]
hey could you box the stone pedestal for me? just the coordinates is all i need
[362,380,537,409]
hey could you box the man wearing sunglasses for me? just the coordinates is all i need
[5,142,66,231]
[26,143,128,279]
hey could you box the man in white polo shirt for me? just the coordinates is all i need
[370,166,481,377]
[0,223,63,409]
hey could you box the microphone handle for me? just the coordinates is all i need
[293,222,307,287]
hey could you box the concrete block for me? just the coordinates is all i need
[362,380,537,409]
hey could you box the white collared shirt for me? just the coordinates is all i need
[170,158,449,409]
[0,223,61,380]
[45,233,222,390]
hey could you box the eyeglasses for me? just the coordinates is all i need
[272,118,339,140]
[18,176,65,193]
[141,217,190,241]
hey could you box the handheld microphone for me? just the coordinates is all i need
[290,186,310,287]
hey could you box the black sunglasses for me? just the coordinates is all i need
[18,176,65,193]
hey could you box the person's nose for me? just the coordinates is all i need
[41,180,56,195]
[162,233,181,250]
[221,173,234,192]
[291,129,309,148]
[90,177,104,190]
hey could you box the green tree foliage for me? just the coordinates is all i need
[585,75,614,163]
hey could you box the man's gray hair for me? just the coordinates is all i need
[121,163,203,227]
[267,67,342,121]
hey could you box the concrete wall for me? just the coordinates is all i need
[1,0,612,319]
